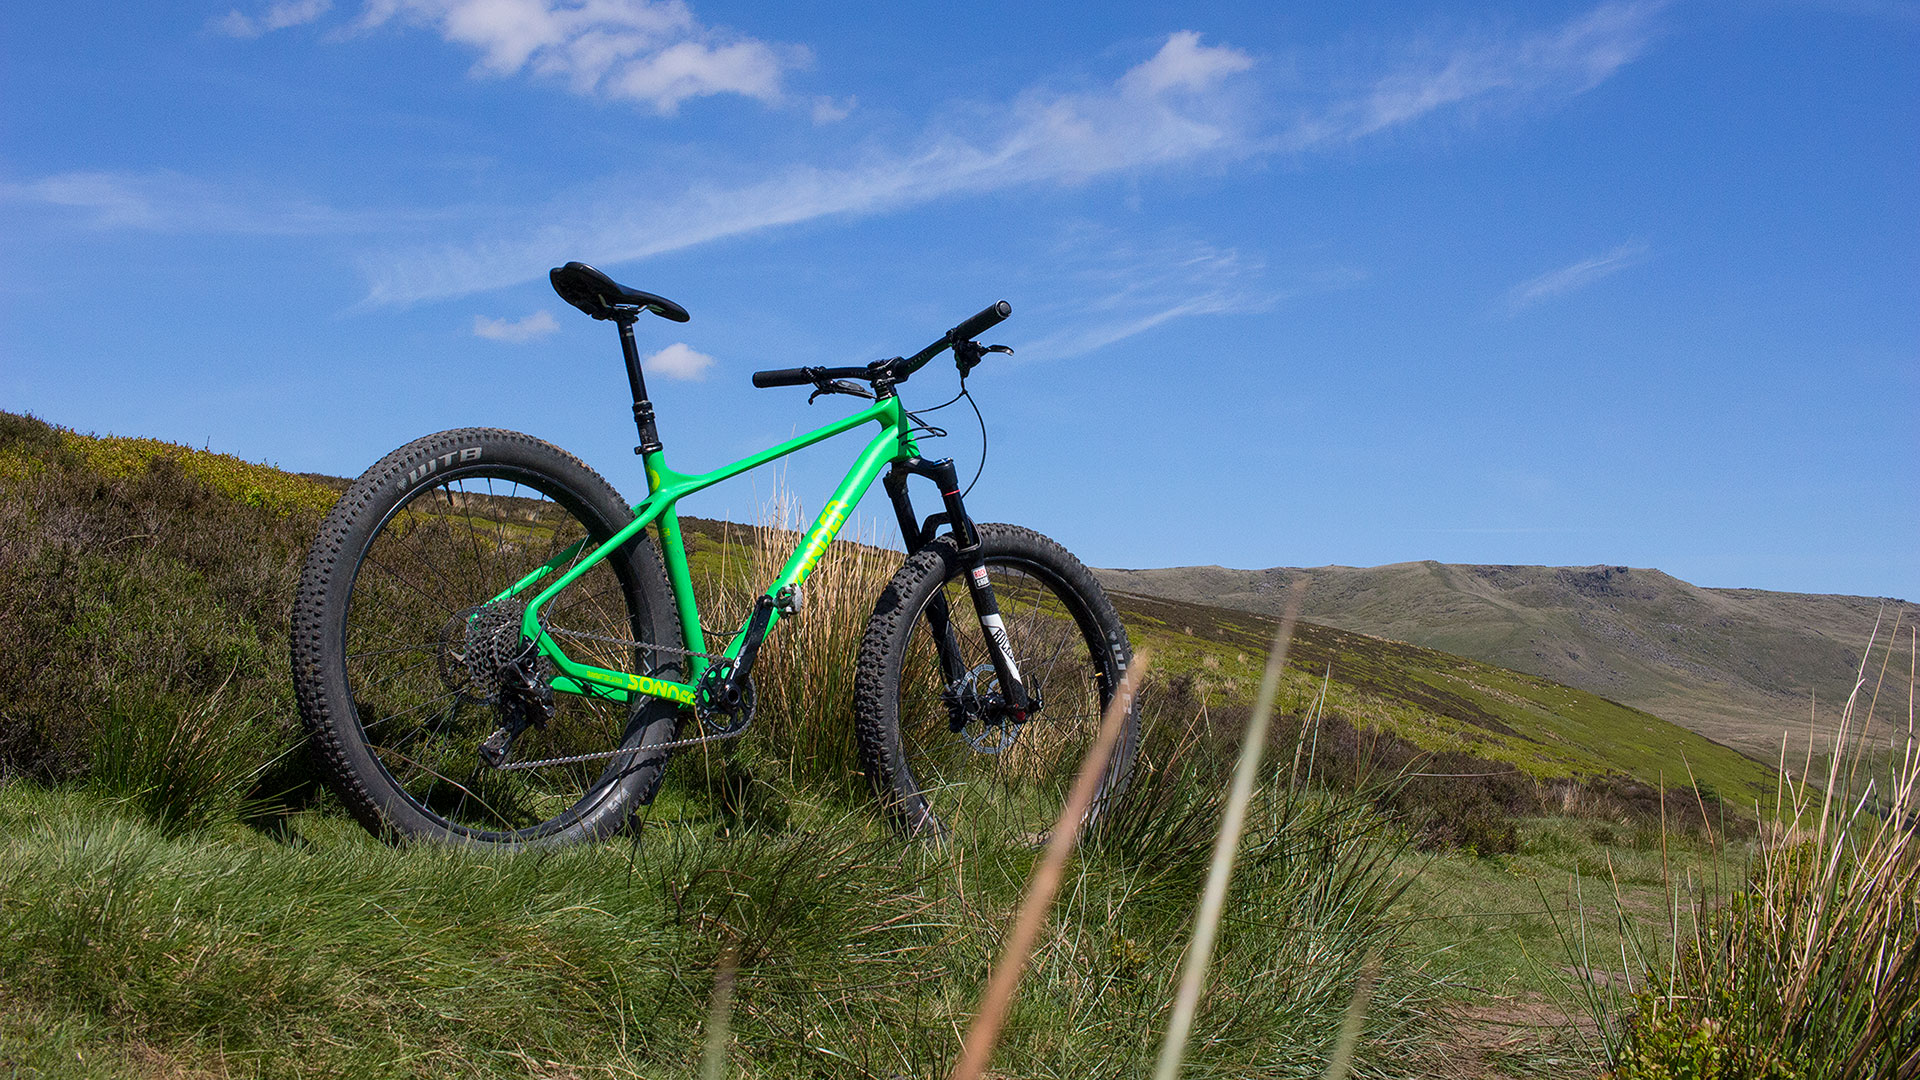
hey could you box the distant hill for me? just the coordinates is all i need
[1096,561,1914,761]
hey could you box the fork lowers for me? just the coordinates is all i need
[851,523,1137,842]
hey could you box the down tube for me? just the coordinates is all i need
[729,423,904,656]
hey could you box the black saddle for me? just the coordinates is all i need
[549,261,690,323]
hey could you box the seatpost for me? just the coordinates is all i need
[616,313,663,455]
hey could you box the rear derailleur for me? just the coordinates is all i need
[479,645,555,769]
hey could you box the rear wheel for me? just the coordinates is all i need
[290,428,685,847]
[853,524,1136,842]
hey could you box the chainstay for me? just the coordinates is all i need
[507,624,750,770]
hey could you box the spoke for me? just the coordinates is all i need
[384,502,475,603]
[347,621,449,655]
[361,552,458,617]
[1031,617,1081,700]
[346,642,443,662]
[359,688,464,736]
[373,745,521,831]
[452,480,493,600]
[347,653,439,696]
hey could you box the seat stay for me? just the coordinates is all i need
[509,394,915,705]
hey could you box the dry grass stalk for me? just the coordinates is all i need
[1152,590,1303,1080]
[699,945,740,1080]
[1320,951,1381,1080]
[947,651,1150,1080]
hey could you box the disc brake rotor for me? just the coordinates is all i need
[950,661,1023,755]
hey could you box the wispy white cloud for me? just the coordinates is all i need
[353,0,800,114]
[359,5,1663,306]
[1020,232,1272,358]
[472,309,558,342]
[210,0,332,38]
[23,4,1667,325]
[810,95,855,125]
[644,341,714,380]
[1016,229,1368,358]
[1,169,383,234]
[361,31,1261,304]
[1119,29,1255,96]
[1506,240,1650,313]
[1281,0,1665,149]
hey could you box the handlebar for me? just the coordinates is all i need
[750,365,868,388]
[751,300,1012,391]
[897,299,1012,376]
[948,300,1012,346]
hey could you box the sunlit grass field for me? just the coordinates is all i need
[4,411,1911,1078]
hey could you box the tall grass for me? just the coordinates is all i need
[1574,619,1920,1078]
[682,505,902,803]
[2,416,1446,1076]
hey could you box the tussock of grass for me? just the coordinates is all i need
[1570,620,1920,1077]
[0,413,314,796]
[2,751,1441,1079]
[679,508,902,802]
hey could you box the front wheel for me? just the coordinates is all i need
[290,428,685,848]
[853,524,1136,841]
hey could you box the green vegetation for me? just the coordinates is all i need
[3,410,1908,1077]
[1574,637,1920,1079]
[1113,590,1778,807]
[0,413,1438,1077]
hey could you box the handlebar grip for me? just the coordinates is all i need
[948,300,1012,344]
[751,367,814,388]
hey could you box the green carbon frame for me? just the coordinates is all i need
[488,392,922,707]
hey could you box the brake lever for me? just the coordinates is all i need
[808,378,874,404]
[954,340,1015,378]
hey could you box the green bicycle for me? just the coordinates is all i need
[291,262,1137,848]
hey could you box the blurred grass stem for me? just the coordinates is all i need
[947,651,1150,1080]
[1152,587,1303,1080]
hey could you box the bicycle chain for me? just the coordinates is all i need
[496,720,750,771]
[545,624,728,664]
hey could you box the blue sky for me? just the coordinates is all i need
[3,1,1915,599]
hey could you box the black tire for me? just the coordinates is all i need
[290,428,685,847]
[853,523,1136,841]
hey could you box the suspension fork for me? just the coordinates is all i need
[884,459,1031,719]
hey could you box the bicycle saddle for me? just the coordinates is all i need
[550,261,690,323]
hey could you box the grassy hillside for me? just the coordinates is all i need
[1105,588,1776,807]
[1098,560,1912,761]
[0,411,1772,807]
[0,412,1454,1078]
[13,411,1910,1078]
